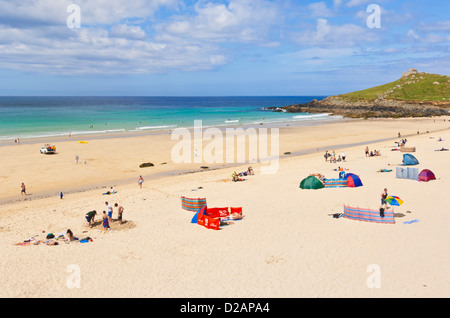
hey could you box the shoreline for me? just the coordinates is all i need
[0,113,344,146]
[2,116,449,206]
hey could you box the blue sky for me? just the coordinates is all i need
[0,0,449,96]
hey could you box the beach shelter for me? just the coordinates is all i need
[191,206,207,223]
[418,169,436,182]
[181,196,207,212]
[299,176,324,190]
[402,154,419,166]
[346,173,363,187]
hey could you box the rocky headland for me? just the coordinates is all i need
[275,69,450,118]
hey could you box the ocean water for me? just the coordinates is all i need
[0,96,340,140]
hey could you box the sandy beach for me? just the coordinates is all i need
[1,116,449,298]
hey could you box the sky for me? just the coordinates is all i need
[0,0,449,96]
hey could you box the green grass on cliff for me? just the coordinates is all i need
[338,73,450,102]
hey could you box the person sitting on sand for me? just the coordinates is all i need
[310,173,325,182]
[102,211,110,231]
[114,203,124,225]
[85,210,97,228]
[66,229,78,242]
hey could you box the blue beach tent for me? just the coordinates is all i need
[402,154,419,166]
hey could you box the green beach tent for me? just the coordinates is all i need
[299,176,325,190]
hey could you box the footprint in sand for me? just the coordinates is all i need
[265,255,285,264]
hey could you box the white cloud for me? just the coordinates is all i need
[292,18,375,48]
[417,21,450,31]
[307,2,334,18]
[110,24,147,40]
[346,0,372,7]
[155,0,280,44]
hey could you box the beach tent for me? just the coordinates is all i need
[418,169,436,182]
[346,173,363,187]
[402,154,419,166]
[299,176,324,190]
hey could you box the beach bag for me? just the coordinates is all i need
[46,233,55,239]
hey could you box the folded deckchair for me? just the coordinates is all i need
[181,196,207,212]
[343,205,395,224]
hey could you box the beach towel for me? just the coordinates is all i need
[403,219,419,224]
[343,205,395,224]
[181,196,207,212]
[102,191,117,195]
[323,178,347,188]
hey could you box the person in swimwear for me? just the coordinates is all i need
[21,183,27,197]
[102,211,110,231]
[114,203,124,225]
[138,175,144,189]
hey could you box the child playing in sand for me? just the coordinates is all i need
[102,211,110,231]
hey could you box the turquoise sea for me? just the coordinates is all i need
[0,96,340,140]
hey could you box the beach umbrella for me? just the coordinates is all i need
[385,196,404,206]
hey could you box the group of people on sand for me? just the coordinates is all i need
[396,138,408,147]
[365,146,381,157]
[232,167,254,182]
[324,150,346,163]
[85,202,124,231]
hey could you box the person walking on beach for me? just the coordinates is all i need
[114,203,124,225]
[381,188,388,209]
[342,152,346,161]
[365,146,369,157]
[21,183,26,197]
[105,201,112,222]
[138,175,144,189]
[324,150,329,162]
[75,154,79,164]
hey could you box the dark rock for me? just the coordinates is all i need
[139,162,154,168]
